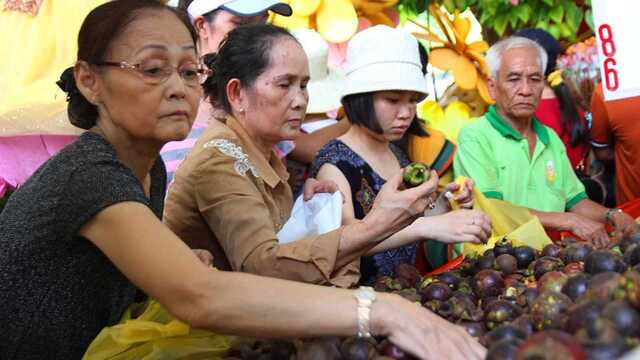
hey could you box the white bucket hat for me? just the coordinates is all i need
[292,29,345,114]
[342,25,428,100]
[187,0,292,19]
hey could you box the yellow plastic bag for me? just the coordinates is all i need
[83,299,241,360]
[449,177,552,256]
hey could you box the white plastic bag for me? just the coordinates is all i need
[277,192,342,244]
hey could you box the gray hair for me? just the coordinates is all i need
[486,36,548,79]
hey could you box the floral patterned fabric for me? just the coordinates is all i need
[310,139,416,285]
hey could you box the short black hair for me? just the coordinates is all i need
[342,93,428,137]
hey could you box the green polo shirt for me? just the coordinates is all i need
[453,105,587,212]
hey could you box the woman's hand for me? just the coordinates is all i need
[365,171,439,236]
[417,209,492,244]
[373,293,486,360]
[443,179,474,209]
[302,177,342,201]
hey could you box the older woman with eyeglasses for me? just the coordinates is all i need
[0,2,485,360]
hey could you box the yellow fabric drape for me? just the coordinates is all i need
[0,0,108,135]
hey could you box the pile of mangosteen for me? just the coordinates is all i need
[373,231,640,360]
[222,231,640,360]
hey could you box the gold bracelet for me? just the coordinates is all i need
[353,286,376,338]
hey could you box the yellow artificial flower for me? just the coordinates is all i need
[411,4,494,105]
[271,0,397,43]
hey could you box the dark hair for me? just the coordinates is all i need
[202,24,295,114]
[342,93,428,138]
[514,28,588,147]
[57,0,197,130]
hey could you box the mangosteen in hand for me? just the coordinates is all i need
[402,162,430,188]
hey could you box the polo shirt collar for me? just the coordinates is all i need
[485,105,549,145]
[226,116,289,188]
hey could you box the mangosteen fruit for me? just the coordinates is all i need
[296,337,342,360]
[541,244,562,258]
[486,338,522,360]
[515,330,586,360]
[380,340,415,360]
[477,254,496,271]
[517,288,539,308]
[494,238,514,257]
[482,324,526,348]
[624,244,640,267]
[563,262,584,275]
[585,271,622,301]
[618,269,640,307]
[513,246,536,269]
[565,299,606,334]
[584,250,621,274]
[532,256,564,280]
[473,269,505,299]
[436,272,460,290]
[601,300,640,337]
[511,314,535,337]
[393,263,422,288]
[529,291,573,331]
[374,276,399,292]
[575,318,628,360]
[419,282,452,302]
[504,273,525,288]
[561,273,589,302]
[537,271,568,294]
[339,337,376,360]
[561,243,592,264]
[485,300,523,329]
[460,321,486,338]
[496,254,518,275]
[447,292,482,322]
[620,231,640,254]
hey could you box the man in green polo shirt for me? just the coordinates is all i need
[454,36,638,247]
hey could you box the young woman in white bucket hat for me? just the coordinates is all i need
[311,25,492,284]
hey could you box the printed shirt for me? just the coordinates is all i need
[454,105,587,212]
[163,116,358,288]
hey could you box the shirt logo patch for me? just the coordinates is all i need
[546,160,556,183]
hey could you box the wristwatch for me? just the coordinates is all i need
[606,208,623,226]
[354,286,377,338]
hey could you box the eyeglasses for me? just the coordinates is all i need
[93,60,212,86]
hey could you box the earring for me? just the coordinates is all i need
[239,108,245,113]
